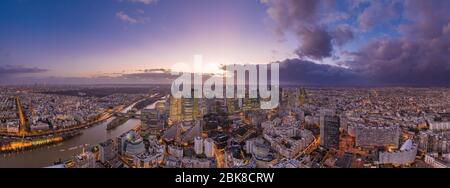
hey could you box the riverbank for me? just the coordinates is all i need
[0,132,82,154]
[0,112,112,138]
[0,96,145,139]
[107,117,129,130]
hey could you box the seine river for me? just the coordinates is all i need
[0,99,159,168]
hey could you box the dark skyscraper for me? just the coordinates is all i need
[141,109,163,139]
[320,114,340,149]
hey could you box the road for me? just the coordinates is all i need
[295,137,320,159]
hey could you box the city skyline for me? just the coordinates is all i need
[2,0,450,173]
[0,0,449,86]
[2,85,450,168]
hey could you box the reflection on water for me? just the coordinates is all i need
[121,99,144,113]
[0,118,140,168]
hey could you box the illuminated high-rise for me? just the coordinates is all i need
[141,109,163,140]
[194,137,204,155]
[182,97,194,122]
[169,95,182,123]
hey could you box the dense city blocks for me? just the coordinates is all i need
[1,86,449,168]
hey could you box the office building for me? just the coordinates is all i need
[99,139,115,163]
[320,114,340,149]
[141,109,163,139]
[204,138,216,158]
[194,137,204,155]
[352,124,400,148]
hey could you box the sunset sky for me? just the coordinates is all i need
[0,0,449,86]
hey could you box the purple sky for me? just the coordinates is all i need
[0,0,449,86]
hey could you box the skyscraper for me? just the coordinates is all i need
[182,97,194,122]
[320,114,340,149]
[99,139,115,163]
[169,95,182,123]
[141,109,163,140]
[194,137,204,155]
[204,138,216,158]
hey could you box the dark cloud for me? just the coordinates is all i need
[1,74,176,85]
[74,69,179,84]
[344,0,450,86]
[264,0,450,86]
[0,67,177,85]
[119,72,177,80]
[277,56,450,87]
[0,65,48,74]
[0,65,48,85]
[294,27,333,60]
[141,68,170,73]
[0,67,213,85]
[330,25,354,46]
[277,59,365,86]
[262,0,352,60]
[262,0,319,32]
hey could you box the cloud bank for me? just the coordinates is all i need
[262,0,450,86]
[0,65,48,74]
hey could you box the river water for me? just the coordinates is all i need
[0,118,140,168]
[0,99,159,168]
